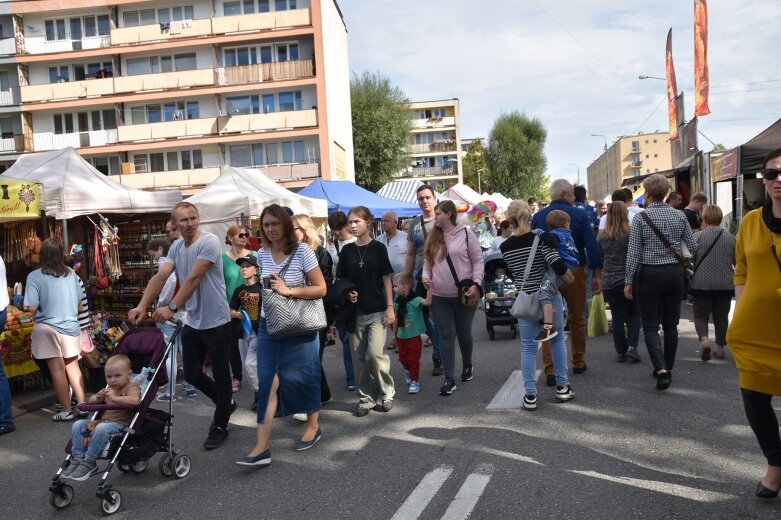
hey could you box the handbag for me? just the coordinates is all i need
[445,229,479,308]
[510,232,544,321]
[261,245,327,337]
[639,212,694,278]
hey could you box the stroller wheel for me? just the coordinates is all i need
[49,483,74,509]
[100,490,122,516]
[158,455,174,477]
[172,453,191,478]
[488,328,495,341]
[131,460,148,474]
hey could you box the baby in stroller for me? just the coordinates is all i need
[62,354,141,481]
[483,253,518,340]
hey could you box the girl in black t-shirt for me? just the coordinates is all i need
[337,206,396,417]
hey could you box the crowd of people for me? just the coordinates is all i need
[1,149,779,499]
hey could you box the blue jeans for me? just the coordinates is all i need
[518,293,568,396]
[70,419,125,461]
[0,310,11,428]
[337,325,355,387]
[157,322,195,396]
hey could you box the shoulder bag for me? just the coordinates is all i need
[262,245,327,337]
[510,232,544,321]
[639,211,694,278]
[445,229,479,307]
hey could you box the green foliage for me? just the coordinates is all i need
[350,72,412,192]
[486,112,549,200]
[462,139,490,193]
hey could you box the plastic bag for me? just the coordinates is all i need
[587,292,609,337]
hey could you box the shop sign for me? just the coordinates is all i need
[711,148,738,182]
[0,181,40,217]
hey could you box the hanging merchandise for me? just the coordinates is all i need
[93,227,109,289]
[24,223,42,266]
[48,220,63,243]
[90,214,123,284]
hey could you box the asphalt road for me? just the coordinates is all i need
[1,306,779,519]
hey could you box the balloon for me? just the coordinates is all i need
[466,200,497,222]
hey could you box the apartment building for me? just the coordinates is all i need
[0,0,353,190]
[401,99,462,191]
[586,131,673,200]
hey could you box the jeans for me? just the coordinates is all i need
[70,419,125,461]
[637,264,685,372]
[692,292,732,346]
[542,266,587,373]
[349,311,395,408]
[0,309,12,428]
[238,332,258,391]
[156,322,195,397]
[337,325,355,387]
[182,323,233,429]
[742,388,781,466]
[431,296,477,380]
[519,293,569,395]
[602,286,641,355]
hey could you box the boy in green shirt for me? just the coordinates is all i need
[392,273,432,394]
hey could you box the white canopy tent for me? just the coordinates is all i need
[441,183,482,205]
[1,147,182,220]
[188,166,328,239]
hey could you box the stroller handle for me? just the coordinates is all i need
[165,318,184,329]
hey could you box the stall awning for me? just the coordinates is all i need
[739,117,781,176]
[621,155,695,187]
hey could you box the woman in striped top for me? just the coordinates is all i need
[500,200,574,411]
[624,174,697,390]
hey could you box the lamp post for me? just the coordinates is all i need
[477,168,485,194]
[590,134,607,151]
[638,75,666,81]
[568,163,580,185]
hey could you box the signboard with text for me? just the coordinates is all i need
[0,181,40,219]
[710,148,738,182]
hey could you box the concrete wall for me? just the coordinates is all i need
[116,0,212,26]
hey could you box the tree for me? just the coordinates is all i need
[485,112,549,200]
[462,138,490,194]
[350,72,412,192]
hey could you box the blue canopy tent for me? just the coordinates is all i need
[298,179,420,217]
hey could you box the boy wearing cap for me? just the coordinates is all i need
[229,256,262,410]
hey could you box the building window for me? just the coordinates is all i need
[180,149,202,169]
[45,19,67,41]
[224,47,257,66]
[53,114,74,134]
[653,139,658,143]
[276,43,298,62]
[91,156,120,175]
[223,2,242,16]
[645,154,649,158]
[278,91,302,111]
[654,153,658,158]
[259,0,270,12]
[275,0,296,11]
[126,57,159,76]
[433,108,446,118]
[231,143,268,166]
[262,94,275,113]
[174,53,197,71]
[646,169,651,173]
[49,66,69,83]
[133,155,147,173]
[631,140,640,152]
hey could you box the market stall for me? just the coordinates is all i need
[298,179,420,218]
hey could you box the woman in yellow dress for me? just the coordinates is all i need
[727,148,781,498]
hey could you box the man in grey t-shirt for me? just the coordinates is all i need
[129,202,235,450]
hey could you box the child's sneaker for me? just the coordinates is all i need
[404,370,411,385]
[185,386,197,398]
[523,394,537,411]
[157,392,174,402]
[61,459,82,479]
[408,381,420,394]
[555,384,575,401]
[534,327,558,343]
[70,459,99,481]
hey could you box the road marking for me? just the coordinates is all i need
[487,369,541,410]
[440,464,495,520]
[571,470,734,502]
[391,466,453,520]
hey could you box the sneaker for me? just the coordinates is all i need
[232,379,242,393]
[534,327,558,343]
[439,379,457,396]
[61,459,82,479]
[626,347,641,363]
[545,374,556,387]
[51,410,76,422]
[573,364,588,374]
[460,366,473,382]
[408,381,420,394]
[656,371,671,390]
[157,393,175,402]
[522,394,537,411]
[236,449,271,467]
[203,426,229,450]
[354,405,370,417]
[347,384,356,391]
[292,413,308,422]
[373,399,393,412]
[404,370,411,384]
[185,386,197,398]
[70,460,98,481]
[556,384,575,401]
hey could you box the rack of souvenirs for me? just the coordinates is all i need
[1,304,37,379]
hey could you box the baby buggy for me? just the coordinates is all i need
[482,252,518,340]
[48,321,191,515]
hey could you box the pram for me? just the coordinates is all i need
[482,252,518,340]
[48,321,191,515]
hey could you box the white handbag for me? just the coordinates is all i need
[510,233,544,321]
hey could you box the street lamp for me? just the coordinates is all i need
[477,168,485,194]
[638,75,666,81]
[568,163,580,185]
[590,134,607,151]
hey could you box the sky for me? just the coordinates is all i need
[338,0,781,189]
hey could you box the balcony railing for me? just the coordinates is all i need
[409,141,457,154]
[23,33,110,55]
[411,116,455,129]
[0,87,20,106]
[210,8,311,34]
[116,167,221,189]
[0,37,16,55]
[215,59,314,86]
[399,166,456,178]
[244,162,319,182]
[32,129,117,152]
[111,18,213,45]
[117,118,217,143]
[218,109,317,134]
[0,135,25,153]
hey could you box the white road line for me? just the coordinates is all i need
[391,466,453,520]
[487,369,541,410]
[440,464,495,520]
[570,470,735,502]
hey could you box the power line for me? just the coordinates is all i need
[634,95,667,135]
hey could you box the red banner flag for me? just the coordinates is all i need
[666,28,679,140]
[694,0,710,116]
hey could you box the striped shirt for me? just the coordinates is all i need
[625,203,698,284]
[500,233,567,294]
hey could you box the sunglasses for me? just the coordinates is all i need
[761,168,781,181]
[236,233,248,238]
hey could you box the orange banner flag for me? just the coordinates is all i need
[694,0,711,116]
[666,28,679,139]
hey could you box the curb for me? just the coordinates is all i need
[11,389,57,419]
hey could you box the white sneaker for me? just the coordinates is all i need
[522,394,537,411]
[555,384,575,401]
[292,413,308,422]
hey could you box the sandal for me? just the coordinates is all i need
[52,410,76,422]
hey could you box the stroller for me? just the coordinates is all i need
[482,252,518,340]
[48,321,191,515]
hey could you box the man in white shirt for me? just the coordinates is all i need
[377,212,407,275]
[598,189,644,231]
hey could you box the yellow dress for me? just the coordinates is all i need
[727,208,781,395]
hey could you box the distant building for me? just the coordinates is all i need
[399,98,462,192]
[0,0,354,192]
[460,137,482,155]
[586,131,673,199]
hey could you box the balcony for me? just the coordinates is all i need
[409,140,457,154]
[116,167,221,189]
[21,77,115,103]
[32,129,117,152]
[411,116,455,130]
[0,87,20,106]
[117,118,217,143]
[399,166,456,178]
[219,109,317,134]
[111,18,213,46]
[215,59,314,86]
[0,135,25,153]
[23,33,110,55]
[0,37,16,56]
[210,8,311,34]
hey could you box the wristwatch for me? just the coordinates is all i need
[167,302,178,313]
